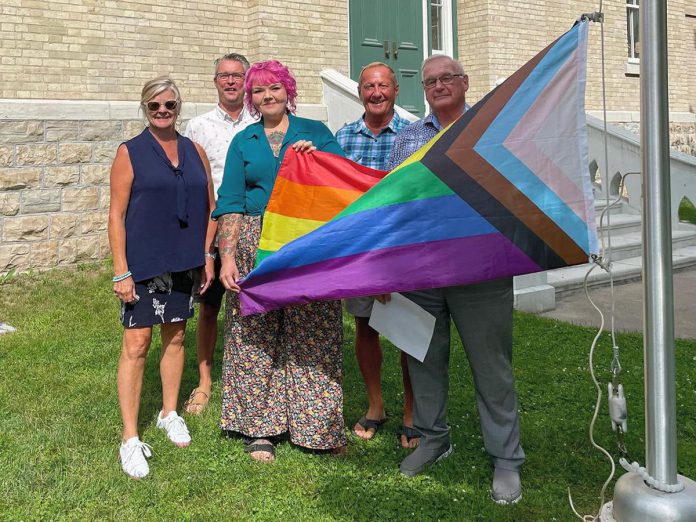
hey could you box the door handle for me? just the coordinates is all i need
[392,41,398,59]
[383,40,390,59]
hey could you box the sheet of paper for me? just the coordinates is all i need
[368,293,436,362]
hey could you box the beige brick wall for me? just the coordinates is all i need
[1,1,690,111]
[456,0,693,115]
[247,1,349,104]
[0,0,348,105]
[456,0,490,105]
[687,13,696,113]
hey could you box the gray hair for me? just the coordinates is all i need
[358,61,398,87]
[214,53,250,73]
[420,55,465,79]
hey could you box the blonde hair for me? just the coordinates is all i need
[140,76,182,120]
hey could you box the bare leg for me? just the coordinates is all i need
[186,302,219,413]
[353,316,386,439]
[160,321,187,416]
[400,352,420,448]
[118,327,153,441]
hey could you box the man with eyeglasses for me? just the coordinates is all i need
[387,55,525,505]
[182,53,256,415]
[335,62,418,448]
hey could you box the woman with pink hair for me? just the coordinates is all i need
[213,60,346,462]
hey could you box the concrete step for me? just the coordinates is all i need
[595,212,642,235]
[589,227,696,262]
[547,245,696,295]
[593,197,639,216]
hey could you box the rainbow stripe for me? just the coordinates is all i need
[256,149,386,266]
[240,21,596,316]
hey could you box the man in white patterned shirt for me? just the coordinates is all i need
[183,52,256,415]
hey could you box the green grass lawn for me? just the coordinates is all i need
[1,264,694,521]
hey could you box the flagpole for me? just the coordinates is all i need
[606,0,696,518]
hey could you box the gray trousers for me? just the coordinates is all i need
[403,278,525,471]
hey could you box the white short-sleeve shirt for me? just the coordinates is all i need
[183,105,257,198]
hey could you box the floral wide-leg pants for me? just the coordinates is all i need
[219,215,346,449]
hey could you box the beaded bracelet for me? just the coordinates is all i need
[112,271,132,282]
[205,252,217,260]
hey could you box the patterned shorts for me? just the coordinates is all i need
[120,270,196,328]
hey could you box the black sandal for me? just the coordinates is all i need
[352,416,387,437]
[399,425,422,445]
[244,439,275,461]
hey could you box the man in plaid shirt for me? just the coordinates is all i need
[335,62,417,448]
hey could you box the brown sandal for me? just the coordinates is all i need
[183,388,210,415]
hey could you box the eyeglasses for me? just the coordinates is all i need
[215,72,245,82]
[145,100,179,112]
[422,74,465,89]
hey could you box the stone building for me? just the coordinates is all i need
[0,0,694,274]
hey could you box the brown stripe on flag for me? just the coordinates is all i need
[450,148,588,264]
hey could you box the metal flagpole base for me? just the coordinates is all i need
[600,472,696,521]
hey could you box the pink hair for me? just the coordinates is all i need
[244,60,298,117]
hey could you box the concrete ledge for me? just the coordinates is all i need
[586,110,696,123]
[0,99,328,122]
[514,284,556,313]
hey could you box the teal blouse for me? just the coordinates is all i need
[212,113,345,218]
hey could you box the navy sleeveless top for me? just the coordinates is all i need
[124,129,208,281]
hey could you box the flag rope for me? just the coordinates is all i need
[567,8,627,521]
[567,6,680,510]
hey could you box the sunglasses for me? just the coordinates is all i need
[146,100,179,112]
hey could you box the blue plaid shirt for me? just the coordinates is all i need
[386,107,469,171]
[336,112,411,171]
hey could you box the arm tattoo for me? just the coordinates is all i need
[218,213,242,260]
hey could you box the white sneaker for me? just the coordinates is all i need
[119,437,153,479]
[156,410,191,447]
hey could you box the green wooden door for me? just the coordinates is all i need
[349,0,425,116]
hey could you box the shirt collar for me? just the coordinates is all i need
[423,112,442,131]
[355,112,401,136]
[425,104,470,131]
[215,104,249,124]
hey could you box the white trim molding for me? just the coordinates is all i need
[0,99,327,122]
[586,110,696,123]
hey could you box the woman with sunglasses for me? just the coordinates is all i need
[213,60,346,462]
[108,76,216,479]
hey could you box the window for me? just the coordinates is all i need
[428,0,453,56]
[627,0,639,61]
[431,1,444,53]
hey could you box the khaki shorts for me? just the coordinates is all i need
[344,296,375,318]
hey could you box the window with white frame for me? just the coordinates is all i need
[431,1,444,52]
[627,0,639,61]
[429,0,453,56]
